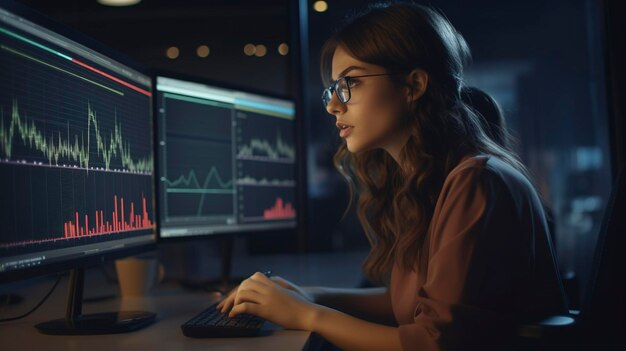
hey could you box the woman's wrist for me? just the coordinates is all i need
[304,302,326,332]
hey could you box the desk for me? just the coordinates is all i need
[0,275,311,351]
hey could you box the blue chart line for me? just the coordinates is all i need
[164,167,233,216]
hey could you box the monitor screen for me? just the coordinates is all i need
[0,5,155,277]
[155,76,298,239]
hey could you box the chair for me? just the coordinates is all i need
[515,164,626,350]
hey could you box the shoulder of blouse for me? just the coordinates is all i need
[444,154,491,182]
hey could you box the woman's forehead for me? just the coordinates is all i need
[331,46,373,80]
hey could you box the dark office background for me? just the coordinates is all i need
[13,0,624,310]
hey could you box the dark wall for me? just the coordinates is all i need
[17,0,293,97]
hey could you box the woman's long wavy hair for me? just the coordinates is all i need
[321,1,533,283]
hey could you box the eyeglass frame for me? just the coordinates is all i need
[321,72,404,108]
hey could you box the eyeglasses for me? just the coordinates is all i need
[321,73,402,108]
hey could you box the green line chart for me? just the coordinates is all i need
[237,129,295,161]
[164,167,234,217]
[0,99,153,173]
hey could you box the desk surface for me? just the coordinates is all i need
[0,276,311,351]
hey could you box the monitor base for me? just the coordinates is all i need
[36,311,156,335]
[34,268,157,336]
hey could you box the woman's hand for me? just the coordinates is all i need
[216,274,314,313]
[216,285,240,314]
[269,276,315,303]
[221,272,319,331]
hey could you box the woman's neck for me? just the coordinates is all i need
[382,131,412,172]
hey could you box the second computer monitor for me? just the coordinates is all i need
[155,75,298,239]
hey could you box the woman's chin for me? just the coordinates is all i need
[345,139,370,154]
[345,139,359,153]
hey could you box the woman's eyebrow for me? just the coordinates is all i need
[332,65,366,81]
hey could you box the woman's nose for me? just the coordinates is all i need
[325,91,346,116]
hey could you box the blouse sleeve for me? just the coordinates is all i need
[397,165,519,351]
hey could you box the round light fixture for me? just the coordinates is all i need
[97,0,142,7]
[254,44,267,57]
[166,46,179,59]
[278,43,289,56]
[313,1,328,13]
[243,43,256,56]
[196,45,210,58]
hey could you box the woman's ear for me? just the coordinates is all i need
[405,69,428,102]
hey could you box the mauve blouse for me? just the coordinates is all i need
[389,154,568,351]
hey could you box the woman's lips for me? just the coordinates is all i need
[336,122,354,138]
[339,126,354,138]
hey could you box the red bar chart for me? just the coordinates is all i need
[263,197,296,220]
[64,194,153,238]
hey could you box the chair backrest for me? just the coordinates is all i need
[514,164,625,350]
[579,163,626,348]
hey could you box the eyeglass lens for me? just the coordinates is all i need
[322,77,350,107]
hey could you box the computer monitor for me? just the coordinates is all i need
[154,73,300,289]
[0,1,156,333]
[155,74,298,240]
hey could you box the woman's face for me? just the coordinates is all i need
[326,45,410,155]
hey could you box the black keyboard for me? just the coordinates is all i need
[181,301,266,338]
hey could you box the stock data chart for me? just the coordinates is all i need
[156,76,297,238]
[0,12,154,265]
[235,110,296,223]
[162,95,234,220]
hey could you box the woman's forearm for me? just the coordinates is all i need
[308,304,403,351]
[304,286,397,326]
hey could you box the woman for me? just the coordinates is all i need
[217,2,568,350]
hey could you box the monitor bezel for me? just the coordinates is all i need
[150,68,303,244]
[0,0,157,284]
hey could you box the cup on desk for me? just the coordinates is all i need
[115,254,164,297]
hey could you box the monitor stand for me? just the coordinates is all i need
[179,238,246,295]
[35,268,157,335]
[214,238,247,292]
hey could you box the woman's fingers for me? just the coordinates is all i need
[217,294,234,313]
[216,271,277,314]
[217,286,240,312]
[242,276,270,291]
[216,291,230,309]
[233,288,263,307]
[229,301,259,318]
[217,287,237,305]
[249,271,272,285]
[217,277,269,314]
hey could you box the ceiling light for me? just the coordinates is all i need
[196,45,210,58]
[97,0,142,7]
[166,46,179,59]
[313,1,328,13]
[244,43,256,56]
[254,44,267,57]
[278,43,289,56]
